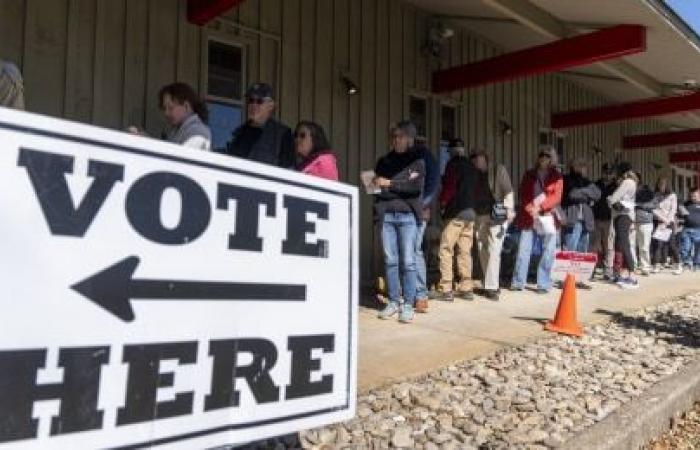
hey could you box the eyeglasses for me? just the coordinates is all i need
[538,153,551,159]
[246,97,269,105]
[294,131,310,139]
[391,133,405,139]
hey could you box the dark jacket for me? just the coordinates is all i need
[374,150,425,223]
[415,144,440,217]
[593,178,616,221]
[223,118,295,168]
[442,158,489,221]
[635,185,658,224]
[683,201,700,229]
[562,172,601,232]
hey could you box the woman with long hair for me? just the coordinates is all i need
[294,121,338,181]
[607,162,638,288]
[652,177,680,273]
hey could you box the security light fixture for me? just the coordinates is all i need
[499,117,512,136]
[423,22,454,58]
[341,74,358,96]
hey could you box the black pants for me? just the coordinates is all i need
[652,231,680,265]
[614,215,635,271]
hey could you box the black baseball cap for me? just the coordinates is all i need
[245,83,274,100]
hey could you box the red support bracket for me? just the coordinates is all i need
[432,25,646,94]
[669,151,700,163]
[552,92,700,129]
[623,129,700,149]
[187,0,245,26]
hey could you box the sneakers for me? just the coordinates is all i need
[483,289,500,301]
[456,290,475,301]
[378,302,399,319]
[398,304,414,323]
[673,264,683,275]
[415,298,429,313]
[535,288,549,295]
[509,285,523,292]
[437,291,455,302]
[616,277,639,289]
[651,265,661,274]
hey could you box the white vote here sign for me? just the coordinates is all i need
[0,107,358,449]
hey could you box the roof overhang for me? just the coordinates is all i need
[406,0,700,128]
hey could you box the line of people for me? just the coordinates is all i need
[125,82,340,181]
[372,125,700,324]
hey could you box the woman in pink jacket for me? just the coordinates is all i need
[294,121,339,181]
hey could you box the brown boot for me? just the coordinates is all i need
[415,298,429,313]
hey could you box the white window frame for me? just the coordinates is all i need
[201,34,247,112]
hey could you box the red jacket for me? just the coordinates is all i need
[516,168,563,230]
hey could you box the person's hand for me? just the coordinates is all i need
[525,203,540,217]
[375,177,391,188]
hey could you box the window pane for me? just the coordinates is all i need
[208,41,243,100]
[208,101,242,151]
[441,106,456,142]
[409,96,428,139]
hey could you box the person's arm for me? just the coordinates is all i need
[607,181,627,206]
[389,160,424,195]
[540,176,563,212]
[439,163,458,208]
[277,128,296,169]
[182,135,211,150]
[421,150,440,206]
[584,183,602,202]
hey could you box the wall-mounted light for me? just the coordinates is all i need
[499,117,512,136]
[341,74,358,96]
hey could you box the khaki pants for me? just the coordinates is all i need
[439,218,474,292]
[591,220,613,271]
[475,215,508,291]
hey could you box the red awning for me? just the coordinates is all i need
[432,25,646,94]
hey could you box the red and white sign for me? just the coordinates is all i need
[551,251,598,281]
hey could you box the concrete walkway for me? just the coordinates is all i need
[358,271,700,391]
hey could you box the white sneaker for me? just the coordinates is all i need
[673,265,683,275]
[651,265,660,274]
[618,278,640,289]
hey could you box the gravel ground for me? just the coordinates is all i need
[235,291,700,450]
[647,403,700,450]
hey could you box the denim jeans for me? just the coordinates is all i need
[382,212,418,305]
[562,220,590,253]
[512,229,557,290]
[414,220,428,299]
[680,228,700,266]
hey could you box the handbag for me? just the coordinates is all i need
[491,202,508,224]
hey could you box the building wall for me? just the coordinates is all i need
[0,0,671,284]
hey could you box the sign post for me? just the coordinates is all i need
[0,108,358,449]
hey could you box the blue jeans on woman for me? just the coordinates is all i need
[563,220,590,252]
[511,228,557,291]
[382,212,418,305]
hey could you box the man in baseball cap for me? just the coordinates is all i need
[222,82,295,168]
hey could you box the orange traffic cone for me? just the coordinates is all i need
[544,273,583,337]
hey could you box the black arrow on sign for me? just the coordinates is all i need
[70,256,307,322]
